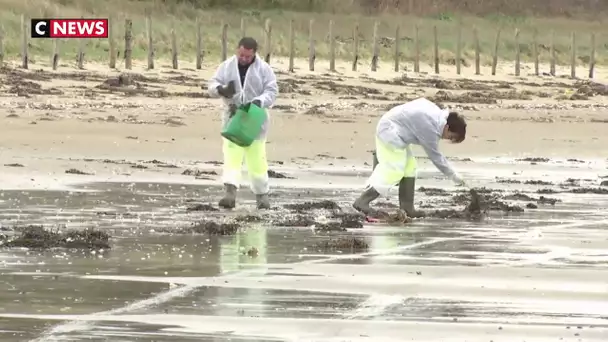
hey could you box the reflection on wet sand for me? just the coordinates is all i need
[0,160,607,341]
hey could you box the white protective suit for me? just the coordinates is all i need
[375,98,463,185]
[207,54,278,195]
[208,55,278,139]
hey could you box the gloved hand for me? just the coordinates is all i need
[228,104,237,118]
[452,174,468,188]
[250,99,262,107]
[456,179,468,188]
[217,80,236,98]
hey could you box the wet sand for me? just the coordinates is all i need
[0,59,607,341]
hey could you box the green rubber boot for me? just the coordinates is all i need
[398,177,426,218]
[218,183,237,209]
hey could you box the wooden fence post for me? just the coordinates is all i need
[414,24,420,72]
[433,25,439,74]
[171,23,178,69]
[491,28,501,76]
[124,19,132,70]
[146,15,154,69]
[550,30,556,76]
[0,26,4,65]
[109,16,116,69]
[77,16,85,69]
[21,14,28,69]
[371,21,379,72]
[52,39,59,70]
[394,25,400,72]
[533,28,539,76]
[264,19,272,64]
[352,23,359,71]
[473,26,480,75]
[288,19,295,72]
[456,19,462,75]
[570,32,576,78]
[196,19,203,69]
[308,19,315,71]
[221,22,228,61]
[329,20,336,72]
[514,28,520,76]
[589,33,596,79]
[77,40,85,69]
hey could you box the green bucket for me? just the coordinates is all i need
[221,103,267,147]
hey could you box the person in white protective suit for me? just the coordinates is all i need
[353,98,468,218]
[208,37,278,210]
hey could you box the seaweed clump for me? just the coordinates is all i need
[312,236,369,250]
[426,189,489,220]
[1,225,110,249]
[180,220,240,235]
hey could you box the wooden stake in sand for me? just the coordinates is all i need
[371,21,379,72]
[221,22,228,61]
[589,32,596,79]
[329,20,336,72]
[433,25,439,74]
[124,19,133,70]
[0,26,4,65]
[76,16,85,69]
[240,17,246,37]
[570,31,576,79]
[146,15,154,70]
[473,26,480,75]
[109,16,116,69]
[413,24,420,73]
[171,23,178,69]
[394,25,400,72]
[352,23,359,71]
[21,14,28,69]
[288,19,295,73]
[196,19,203,69]
[491,28,501,76]
[308,19,315,71]
[264,19,272,64]
[51,39,59,70]
[514,28,520,76]
[550,30,556,76]
[533,28,539,76]
[456,18,462,75]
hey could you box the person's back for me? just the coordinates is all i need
[377,98,446,148]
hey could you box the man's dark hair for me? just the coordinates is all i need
[238,37,258,52]
[446,112,467,143]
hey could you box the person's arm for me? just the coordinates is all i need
[409,112,464,184]
[252,65,278,108]
[207,63,226,98]
[421,139,463,184]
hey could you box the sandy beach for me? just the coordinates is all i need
[1,56,608,341]
[0,57,606,189]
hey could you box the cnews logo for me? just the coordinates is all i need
[31,19,109,38]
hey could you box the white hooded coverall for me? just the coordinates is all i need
[208,55,278,195]
[368,98,464,197]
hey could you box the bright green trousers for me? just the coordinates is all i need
[222,138,269,195]
[367,137,417,197]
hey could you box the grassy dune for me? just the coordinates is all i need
[0,0,606,69]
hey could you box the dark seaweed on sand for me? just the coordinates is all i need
[1,225,110,249]
[313,236,369,250]
[181,220,240,235]
[283,200,342,211]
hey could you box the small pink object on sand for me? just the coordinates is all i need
[365,216,380,223]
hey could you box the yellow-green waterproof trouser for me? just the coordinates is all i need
[222,138,269,195]
[367,137,417,198]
